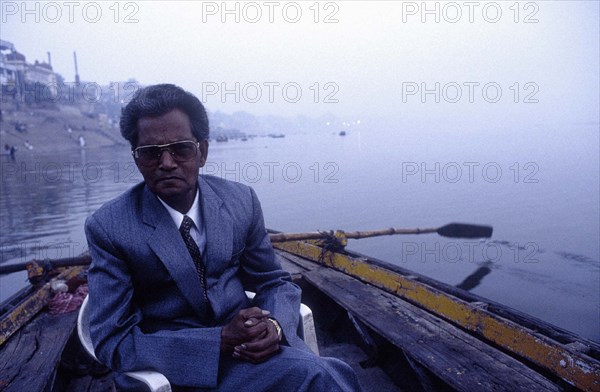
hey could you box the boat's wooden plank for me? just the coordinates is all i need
[347,248,597,351]
[275,253,308,280]
[303,267,562,392]
[321,341,402,392]
[279,242,599,352]
[0,310,78,392]
[64,375,96,392]
[0,286,35,316]
[0,266,85,346]
[274,241,600,391]
[275,249,319,273]
[64,373,115,392]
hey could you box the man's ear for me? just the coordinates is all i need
[199,140,209,167]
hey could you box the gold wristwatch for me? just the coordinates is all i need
[268,318,282,341]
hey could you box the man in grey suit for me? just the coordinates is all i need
[85,84,362,391]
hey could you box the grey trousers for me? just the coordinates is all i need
[115,346,363,391]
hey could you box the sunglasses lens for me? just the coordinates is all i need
[136,146,160,165]
[171,142,197,160]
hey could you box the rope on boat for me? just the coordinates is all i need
[316,231,346,264]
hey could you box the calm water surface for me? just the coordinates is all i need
[1,123,598,342]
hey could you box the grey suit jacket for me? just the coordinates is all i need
[85,175,304,388]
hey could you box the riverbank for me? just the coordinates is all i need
[0,102,124,155]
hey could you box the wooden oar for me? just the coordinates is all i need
[0,255,91,276]
[0,223,492,275]
[269,223,493,243]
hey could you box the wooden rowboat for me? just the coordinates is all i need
[1,236,599,391]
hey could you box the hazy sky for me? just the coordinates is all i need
[2,1,599,123]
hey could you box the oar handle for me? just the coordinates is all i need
[269,226,462,243]
[269,232,330,242]
[344,228,438,239]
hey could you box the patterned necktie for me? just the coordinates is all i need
[179,215,211,311]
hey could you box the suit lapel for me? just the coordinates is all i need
[142,187,207,317]
[198,176,232,278]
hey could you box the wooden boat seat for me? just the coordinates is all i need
[77,292,318,392]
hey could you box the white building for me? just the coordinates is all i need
[26,61,57,86]
[0,40,58,99]
[0,40,24,87]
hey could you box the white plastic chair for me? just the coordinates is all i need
[77,295,172,392]
[77,292,318,391]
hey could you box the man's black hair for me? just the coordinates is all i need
[120,84,209,148]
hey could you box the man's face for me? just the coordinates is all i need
[135,109,208,213]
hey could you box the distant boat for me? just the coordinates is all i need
[215,135,228,142]
[339,131,346,136]
[268,134,285,138]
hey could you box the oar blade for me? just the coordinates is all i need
[437,223,493,238]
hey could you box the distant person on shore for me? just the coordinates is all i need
[3,144,15,160]
[84,84,362,391]
[7,145,17,160]
[15,122,26,132]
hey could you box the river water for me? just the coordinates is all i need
[1,121,598,342]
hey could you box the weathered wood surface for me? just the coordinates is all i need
[0,266,85,346]
[63,373,115,392]
[0,310,78,392]
[279,250,404,391]
[276,249,318,276]
[274,240,600,391]
[347,248,598,351]
[303,267,563,392]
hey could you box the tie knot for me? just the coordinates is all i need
[180,215,194,234]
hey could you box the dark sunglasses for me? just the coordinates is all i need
[132,140,199,167]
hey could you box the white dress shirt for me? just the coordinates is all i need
[157,187,207,254]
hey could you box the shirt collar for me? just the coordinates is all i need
[157,187,201,230]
